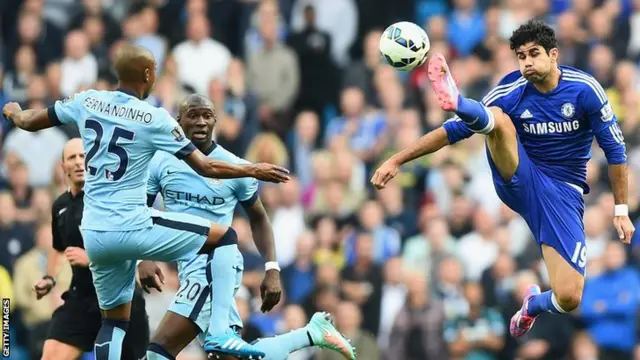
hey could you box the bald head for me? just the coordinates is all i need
[114,44,156,97]
[179,94,213,116]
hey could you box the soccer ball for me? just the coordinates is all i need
[379,21,430,71]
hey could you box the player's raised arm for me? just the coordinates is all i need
[3,91,87,131]
[586,89,635,243]
[183,150,290,183]
[3,102,55,132]
[371,119,471,189]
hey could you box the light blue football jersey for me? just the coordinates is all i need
[49,89,196,231]
[147,143,258,274]
[147,142,258,228]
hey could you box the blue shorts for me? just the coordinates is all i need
[487,140,586,276]
[168,247,244,344]
[82,209,210,310]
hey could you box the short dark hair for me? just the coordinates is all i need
[509,20,557,53]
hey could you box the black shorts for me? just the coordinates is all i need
[47,288,149,359]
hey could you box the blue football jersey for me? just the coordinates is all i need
[48,89,196,231]
[443,66,627,194]
[147,143,258,226]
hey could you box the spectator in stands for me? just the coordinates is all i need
[247,0,300,138]
[288,4,337,118]
[13,222,71,359]
[448,0,485,57]
[270,177,305,267]
[568,331,601,360]
[59,30,97,97]
[580,241,640,359]
[481,252,517,310]
[341,232,384,336]
[0,192,33,274]
[387,273,447,360]
[2,45,38,104]
[444,281,505,359]
[7,8,62,70]
[403,215,457,279]
[313,217,345,269]
[289,0,358,67]
[377,257,407,352]
[67,0,121,45]
[281,230,317,304]
[326,87,387,166]
[2,118,67,188]
[290,111,320,187]
[343,30,384,106]
[172,13,231,95]
[376,181,418,241]
[318,300,380,360]
[456,207,500,281]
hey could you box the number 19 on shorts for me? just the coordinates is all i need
[571,242,587,269]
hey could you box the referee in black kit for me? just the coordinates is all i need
[32,138,150,360]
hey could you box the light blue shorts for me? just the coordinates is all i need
[83,209,210,310]
[169,247,244,344]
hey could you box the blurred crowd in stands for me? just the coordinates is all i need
[2,0,640,359]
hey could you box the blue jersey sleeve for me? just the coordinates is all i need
[442,116,474,144]
[480,71,525,110]
[47,92,87,126]
[583,87,627,164]
[151,109,197,159]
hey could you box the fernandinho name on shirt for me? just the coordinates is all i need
[84,96,153,124]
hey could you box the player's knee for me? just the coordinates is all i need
[488,106,514,135]
[555,287,582,312]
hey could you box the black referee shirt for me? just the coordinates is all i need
[51,190,96,297]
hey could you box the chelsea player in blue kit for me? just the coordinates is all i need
[138,94,356,360]
[2,45,290,360]
[372,20,635,338]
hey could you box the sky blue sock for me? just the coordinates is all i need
[527,290,566,317]
[252,329,312,360]
[207,241,239,337]
[94,319,128,360]
[456,95,494,133]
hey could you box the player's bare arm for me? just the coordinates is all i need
[609,164,635,243]
[183,148,290,183]
[371,126,451,189]
[243,198,282,312]
[3,102,55,131]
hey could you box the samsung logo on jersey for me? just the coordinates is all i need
[84,97,153,124]
[522,120,580,135]
[163,189,225,205]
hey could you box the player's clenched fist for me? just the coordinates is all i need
[250,163,290,183]
[371,159,400,189]
[614,215,635,244]
[2,102,22,120]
